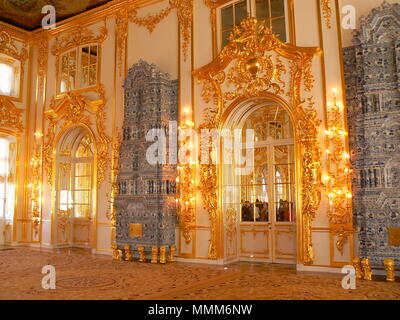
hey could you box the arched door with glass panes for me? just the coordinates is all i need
[55,129,94,248]
[0,136,16,244]
[220,0,289,49]
[223,104,296,264]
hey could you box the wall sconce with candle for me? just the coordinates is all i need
[323,89,353,254]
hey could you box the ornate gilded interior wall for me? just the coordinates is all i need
[115,60,178,255]
[344,1,400,267]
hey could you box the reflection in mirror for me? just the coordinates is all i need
[80,45,98,89]
[60,50,77,93]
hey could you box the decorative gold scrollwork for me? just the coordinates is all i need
[51,24,108,57]
[321,0,333,29]
[43,88,110,187]
[194,18,322,263]
[0,97,24,133]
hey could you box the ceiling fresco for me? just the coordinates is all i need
[0,0,112,30]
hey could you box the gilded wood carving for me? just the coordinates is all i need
[43,88,110,187]
[194,18,322,264]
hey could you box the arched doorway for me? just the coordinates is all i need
[222,98,297,264]
[0,133,17,245]
[54,126,96,248]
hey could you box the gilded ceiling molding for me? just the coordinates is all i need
[321,0,332,29]
[51,23,108,56]
[194,18,322,263]
[0,97,24,133]
[115,8,129,76]
[43,87,110,186]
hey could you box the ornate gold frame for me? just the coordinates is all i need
[43,90,110,246]
[194,18,322,264]
[51,24,108,98]
[0,29,28,102]
[0,97,23,243]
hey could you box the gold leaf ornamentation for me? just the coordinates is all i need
[0,96,24,133]
[51,24,108,56]
[321,0,332,29]
[324,95,353,253]
[43,88,110,186]
[106,131,121,230]
[194,18,322,263]
[37,35,48,92]
[115,8,129,76]
[0,30,28,61]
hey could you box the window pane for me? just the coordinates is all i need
[75,176,91,190]
[75,163,91,177]
[271,0,285,17]
[80,45,97,88]
[255,201,269,221]
[256,0,270,20]
[235,0,248,25]
[75,204,90,218]
[222,30,232,48]
[0,63,13,96]
[241,202,254,221]
[74,190,90,204]
[272,17,286,42]
[60,50,76,93]
[221,6,233,30]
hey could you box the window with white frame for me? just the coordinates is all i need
[220,0,288,49]
[0,55,21,98]
[58,44,99,94]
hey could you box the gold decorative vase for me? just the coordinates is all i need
[138,246,146,262]
[124,245,133,261]
[112,244,119,260]
[384,259,395,282]
[168,245,176,263]
[151,246,158,264]
[353,257,363,279]
[159,246,167,264]
[361,258,372,281]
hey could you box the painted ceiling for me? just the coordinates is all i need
[0,0,112,31]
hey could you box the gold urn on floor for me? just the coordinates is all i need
[151,246,158,264]
[384,259,395,282]
[361,258,372,281]
[159,246,167,264]
[124,245,133,261]
[353,257,363,279]
[168,245,176,263]
[138,246,146,262]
